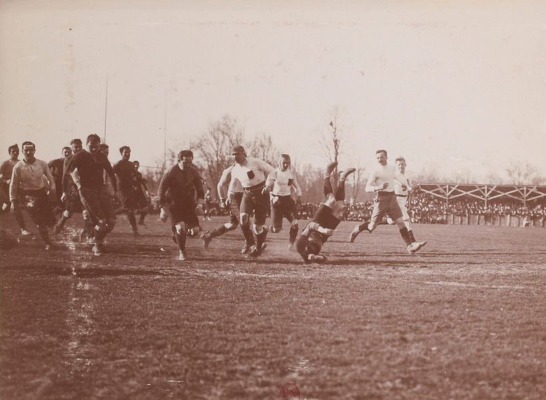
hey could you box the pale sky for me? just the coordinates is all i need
[1,0,545,182]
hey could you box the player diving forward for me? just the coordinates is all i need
[296,162,355,263]
[266,153,302,250]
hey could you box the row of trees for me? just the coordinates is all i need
[140,114,545,203]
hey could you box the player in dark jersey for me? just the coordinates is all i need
[157,150,204,261]
[48,146,72,211]
[296,162,355,264]
[54,139,84,234]
[133,160,150,226]
[113,146,141,236]
[64,134,117,256]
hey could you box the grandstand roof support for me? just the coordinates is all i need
[417,184,546,207]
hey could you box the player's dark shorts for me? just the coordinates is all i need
[229,192,243,225]
[312,204,341,230]
[19,188,56,228]
[240,182,268,225]
[64,183,83,213]
[79,186,116,225]
[169,200,199,229]
[119,187,142,211]
[271,194,296,229]
[370,191,403,224]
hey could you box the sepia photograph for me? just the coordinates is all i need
[1,1,545,399]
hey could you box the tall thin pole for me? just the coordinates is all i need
[103,77,109,143]
[163,89,167,171]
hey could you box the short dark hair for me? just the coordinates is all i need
[86,134,101,144]
[119,146,130,154]
[99,143,109,150]
[231,145,245,155]
[8,144,18,154]
[62,146,71,152]
[376,149,387,157]
[395,156,405,163]
[70,138,82,145]
[133,160,140,165]
[22,141,35,148]
[178,150,193,159]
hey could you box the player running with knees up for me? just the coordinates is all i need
[9,141,57,249]
[266,153,302,250]
[64,134,118,256]
[296,162,355,263]
[200,164,254,253]
[349,149,426,254]
[230,145,274,257]
[157,150,204,261]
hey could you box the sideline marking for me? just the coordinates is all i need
[423,281,525,290]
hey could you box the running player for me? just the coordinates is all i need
[55,139,84,234]
[200,164,253,253]
[64,134,118,256]
[48,146,72,211]
[349,149,426,254]
[229,145,274,257]
[9,141,56,249]
[1,144,30,235]
[113,146,141,236]
[296,162,355,263]
[393,156,418,242]
[157,150,204,261]
[133,160,150,226]
[266,153,302,249]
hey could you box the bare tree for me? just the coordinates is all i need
[193,115,245,197]
[247,132,280,166]
[506,161,540,185]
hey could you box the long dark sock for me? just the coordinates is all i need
[38,226,51,245]
[211,225,228,237]
[241,224,255,246]
[128,213,137,231]
[399,227,412,246]
[289,224,298,244]
[256,226,268,249]
[175,230,186,252]
[408,230,416,243]
[139,212,147,224]
[323,176,334,197]
[334,179,346,201]
[358,221,369,232]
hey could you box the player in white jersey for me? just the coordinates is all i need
[392,156,417,242]
[266,154,302,249]
[200,164,253,253]
[229,145,274,257]
[349,149,426,254]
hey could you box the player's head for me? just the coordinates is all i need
[62,146,72,158]
[178,150,193,168]
[231,145,246,164]
[133,160,140,170]
[395,156,406,173]
[70,138,83,154]
[280,154,291,171]
[21,141,36,162]
[375,149,388,166]
[99,143,109,157]
[86,134,101,154]
[119,146,131,160]
[8,144,19,159]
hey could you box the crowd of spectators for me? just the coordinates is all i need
[147,191,546,226]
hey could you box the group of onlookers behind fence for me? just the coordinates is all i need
[146,189,545,227]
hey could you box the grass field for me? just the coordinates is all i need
[1,214,545,400]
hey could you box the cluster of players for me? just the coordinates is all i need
[0,134,426,262]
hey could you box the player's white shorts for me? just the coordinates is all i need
[396,196,409,221]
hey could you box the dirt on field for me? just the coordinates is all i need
[1,213,545,400]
